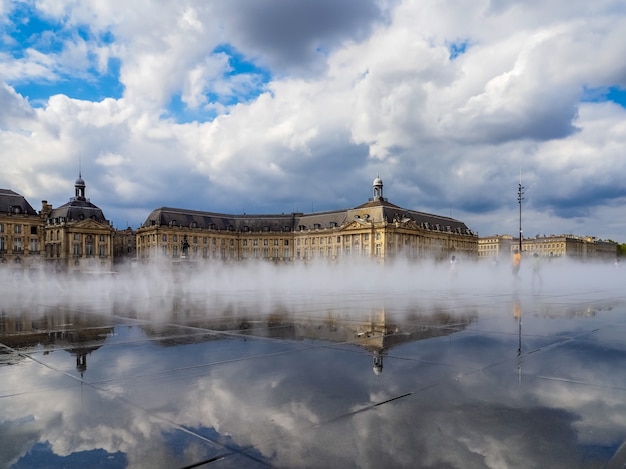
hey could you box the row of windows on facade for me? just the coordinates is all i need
[46,244,108,257]
[0,237,39,253]
[44,232,108,242]
[47,215,99,224]
[141,239,465,261]
[0,224,38,235]
[141,246,372,260]
[154,219,471,234]
[139,232,472,246]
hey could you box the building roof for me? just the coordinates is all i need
[142,207,296,231]
[49,199,108,224]
[139,178,474,236]
[47,174,109,224]
[0,189,38,216]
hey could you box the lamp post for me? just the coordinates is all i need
[518,176,524,253]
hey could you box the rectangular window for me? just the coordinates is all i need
[30,239,38,252]
[99,244,106,256]
[173,235,178,243]
[162,234,167,242]
[13,238,22,252]
[73,243,80,256]
[74,233,80,241]
[0,224,3,232]
[203,237,207,244]
[30,226,37,235]
[284,248,290,258]
[0,237,5,251]
[264,239,268,246]
[274,239,279,246]
[284,240,289,246]
[14,225,21,234]
[99,234,105,242]
[243,239,248,246]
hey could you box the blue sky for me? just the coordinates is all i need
[1,0,626,241]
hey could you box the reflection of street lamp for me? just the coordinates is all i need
[513,297,522,385]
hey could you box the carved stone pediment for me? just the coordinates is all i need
[71,219,111,231]
[341,221,372,231]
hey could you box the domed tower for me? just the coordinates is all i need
[75,173,86,201]
[373,176,383,201]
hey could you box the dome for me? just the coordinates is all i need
[75,176,85,186]
[373,177,383,186]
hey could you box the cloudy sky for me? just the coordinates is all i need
[1,0,625,241]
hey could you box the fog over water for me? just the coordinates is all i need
[2,256,626,469]
[2,257,624,317]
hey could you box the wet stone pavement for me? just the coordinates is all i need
[2,267,626,468]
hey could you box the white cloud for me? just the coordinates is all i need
[0,0,625,239]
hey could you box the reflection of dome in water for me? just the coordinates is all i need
[373,351,383,376]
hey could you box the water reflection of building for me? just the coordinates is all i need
[0,308,113,376]
[141,304,476,376]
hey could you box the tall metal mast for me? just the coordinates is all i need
[518,170,524,253]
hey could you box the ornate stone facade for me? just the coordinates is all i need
[136,177,478,263]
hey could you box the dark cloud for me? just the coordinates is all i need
[214,0,387,75]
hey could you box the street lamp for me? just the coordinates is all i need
[518,175,524,253]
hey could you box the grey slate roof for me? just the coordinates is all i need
[142,198,473,236]
[0,189,38,215]
[142,207,296,232]
[354,198,472,234]
[49,199,108,223]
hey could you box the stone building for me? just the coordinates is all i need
[113,227,137,264]
[0,189,43,270]
[477,234,516,263]
[479,233,617,263]
[136,177,478,263]
[42,174,114,273]
[519,234,616,261]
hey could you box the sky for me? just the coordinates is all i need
[0,0,625,242]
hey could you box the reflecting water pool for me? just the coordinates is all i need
[2,264,626,468]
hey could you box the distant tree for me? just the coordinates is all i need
[619,244,626,258]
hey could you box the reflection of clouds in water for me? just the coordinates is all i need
[0,377,213,467]
[2,259,626,467]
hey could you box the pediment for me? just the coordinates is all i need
[341,221,372,231]
[396,220,421,230]
[72,219,111,230]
